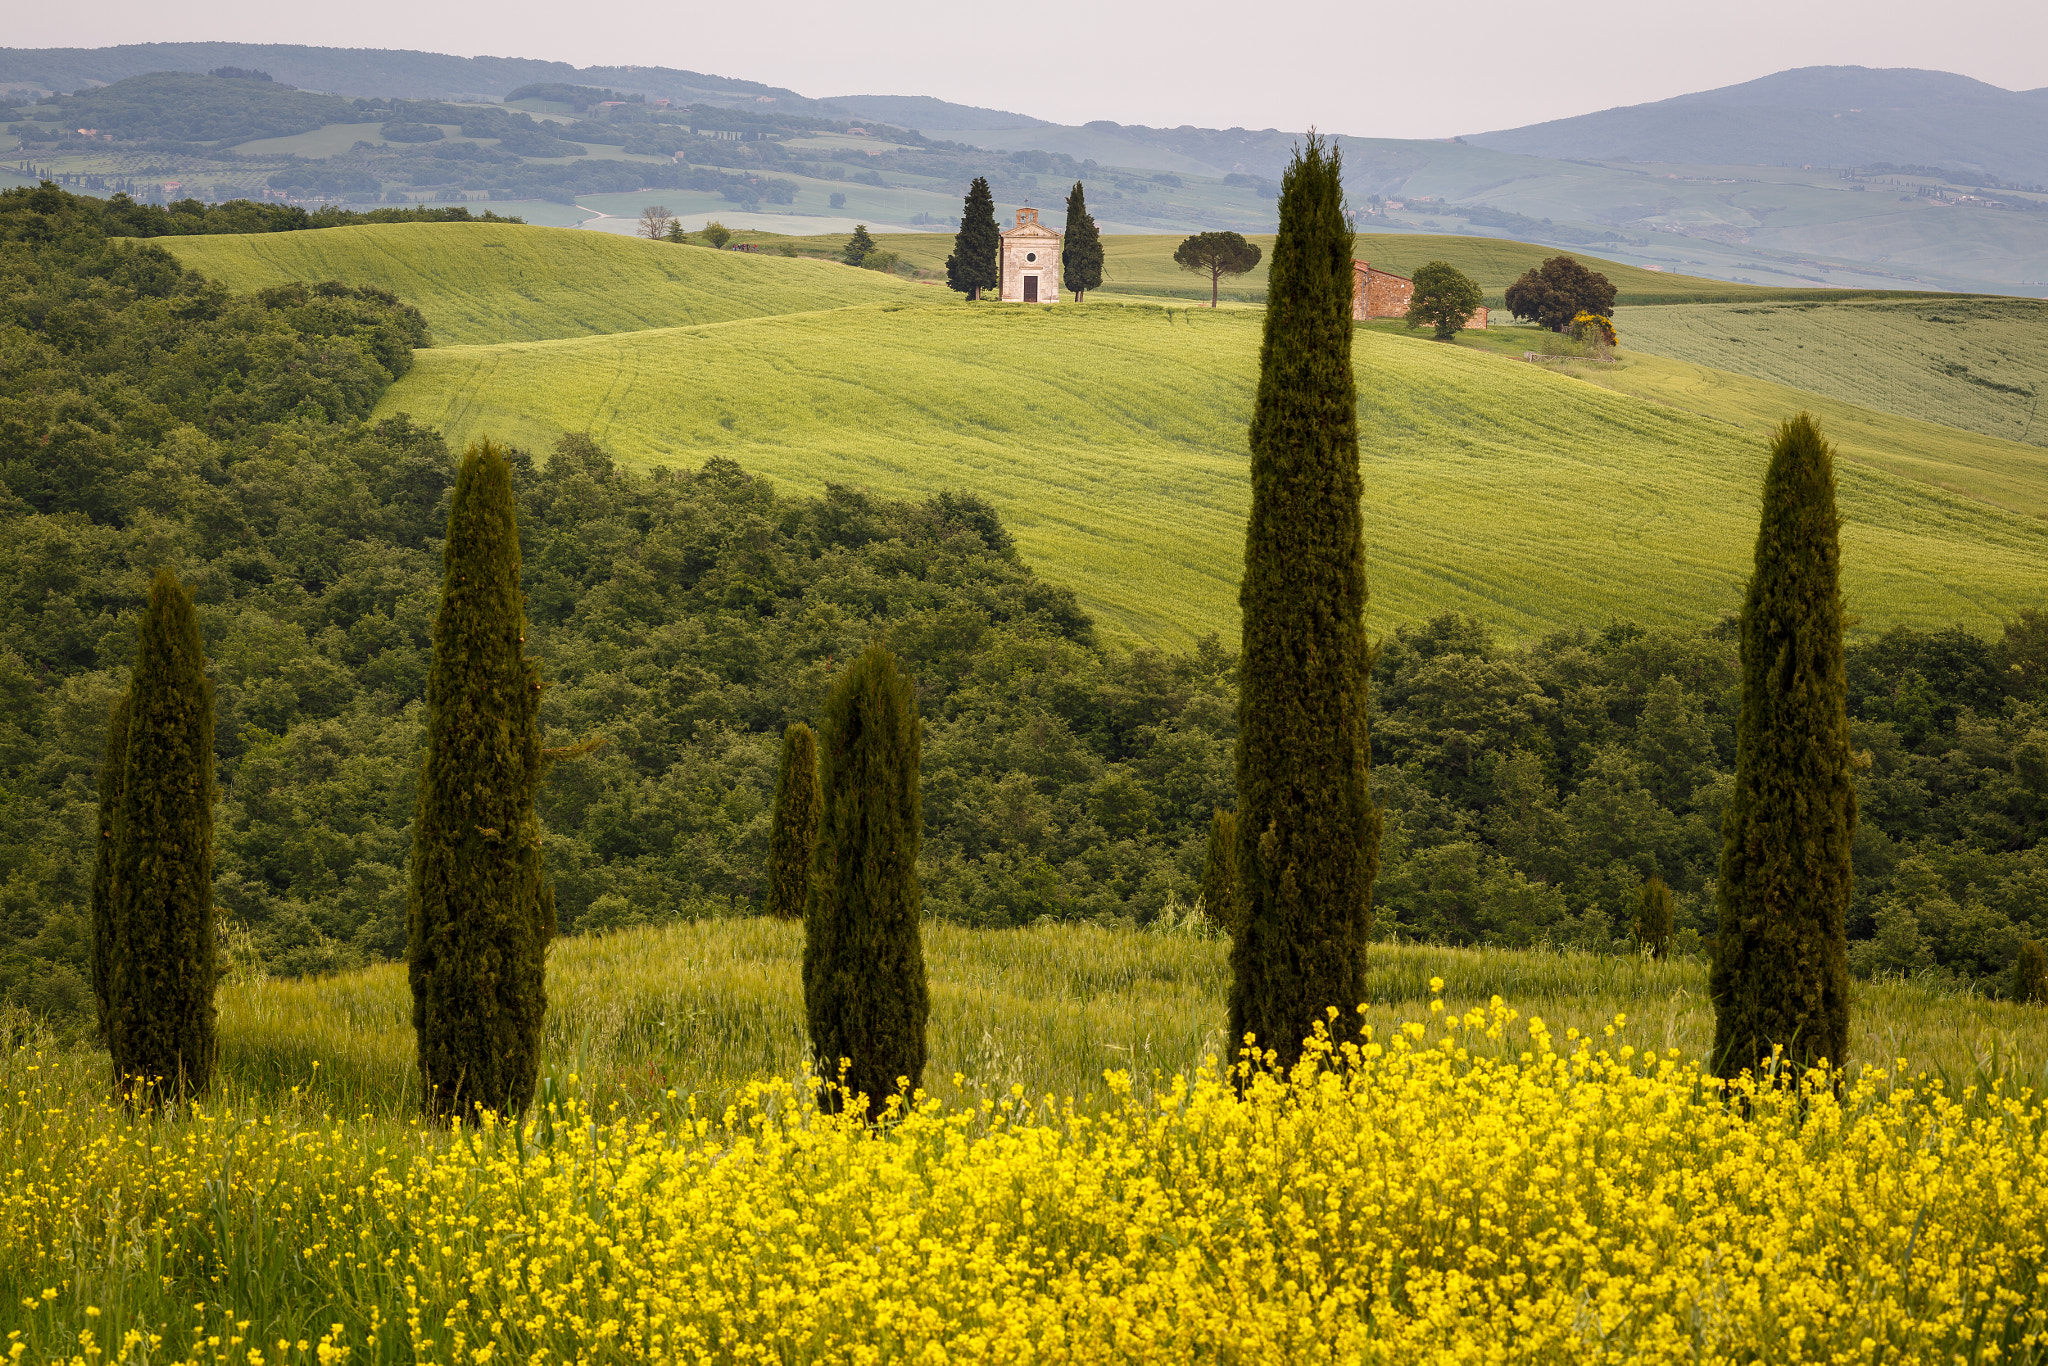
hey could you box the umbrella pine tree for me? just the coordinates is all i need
[1710,413,1856,1081]
[1228,134,1382,1074]
[768,723,821,920]
[803,643,929,1117]
[102,570,217,1104]
[409,438,555,1122]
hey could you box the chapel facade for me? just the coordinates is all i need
[1351,260,1489,328]
[999,207,1061,303]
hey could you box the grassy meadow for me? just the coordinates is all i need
[160,222,931,344]
[379,294,2048,647]
[11,921,2048,1363]
[1616,295,2048,448]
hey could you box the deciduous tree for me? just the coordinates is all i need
[1230,134,1381,1075]
[409,438,556,1122]
[701,220,732,249]
[102,570,217,1105]
[804,643,929,1118]
[1404,260,1485,340]
[1062,182,1104,301]
[1710,413,1855,1082]
[947,178,999,300]
[1505,255,1617,332]
[638,204,674,240]
[1174,230,1263,307]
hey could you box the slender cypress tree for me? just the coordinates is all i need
[768,723,821,920]
[1062,181,1104,301]
[1201,808,1240,937]
[803,643,929,1117]
[409,438,554,1122]
[1228,133,1381,1075]
[947,177,1000,301]
[2017,939,2048,1005]
[1635,875,1676,960]
[103,570,217,1104]
[1710,412,1855,1082]
[89,686,134,1037]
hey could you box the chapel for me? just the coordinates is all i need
[999,207,1062,303]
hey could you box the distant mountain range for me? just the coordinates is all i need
[1468,67,2048,186]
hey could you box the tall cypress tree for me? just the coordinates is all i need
[409,438,554,1122]
[1229,133,1381,1075]
[103,570,217,1103]
[768,723,821,920]
[947,177,1000,301]
[1710,413,1855,1082]
[1635,875,1676,960]
[803,643,929,1117]
[89,687,134,1038]
[1062,181,1104,301]
[1201,808,1239,937]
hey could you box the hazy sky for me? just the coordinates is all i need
[16,0,2048,137]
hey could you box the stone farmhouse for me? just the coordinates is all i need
[1000,207,1061,303]
[1351,261,1489,329]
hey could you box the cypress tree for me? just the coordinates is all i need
[803,643,929,1117]
[1201,808,1240,937]
[1635,875,1676,960]
[89,687,134,1037]
[946,177,1000,301]
[768,723,821,920]
[1710,413,1855,1082]
[1062,181,1104,301]
[103,570,217,1104]
[409,438,554,1122]
[2017,939,2048,1005]
[1228,134,1381,1075]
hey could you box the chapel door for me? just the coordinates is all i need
[1024,276,1039,302]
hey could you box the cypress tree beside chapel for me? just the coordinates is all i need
[1229,133,1381,1074]
[102,570,217,1103]
[1201,808,1240,937]
[947,177,1000,301]
[1062,181,1104,301]
[803,643,929,1117]
[768,723,821,920]
[409,438,554,1122]
[1710,412,1855,1082]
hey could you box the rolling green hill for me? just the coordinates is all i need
[373,296,2048,647]
[160,222,930,344]
[1615,296,2048,449]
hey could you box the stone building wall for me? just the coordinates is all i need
[999,207,1062,303]
[1351,261,1489,329]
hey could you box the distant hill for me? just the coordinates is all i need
[1468,66,2048,185]
[819,94,1047,132]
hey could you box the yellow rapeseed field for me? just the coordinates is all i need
[8,981,2046,1364]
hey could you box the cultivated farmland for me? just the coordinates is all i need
[377,295,2048,647]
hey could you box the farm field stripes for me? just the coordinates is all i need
[159,221,932,344]
[378,299,2048,647]
[1616,296,2048,449]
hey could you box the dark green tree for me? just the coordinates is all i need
[102,569,217,1104]
[1062,182,1104,301]
[947,178,1000,300]
[1504,255,1617,332]
[1229,134,1382,1075]
[803,643,929,1117]
[89,687,134,1037]
[842,223,876,267]
[1710,413,1855,1082]
[1174,230,1263,307]
[409,438,555,1122]
[2017,940,2048,1004]
[1202,808,1240,937]
[769,723,821,920]
[1635,874,1676,960]
[1404,260,1485,340]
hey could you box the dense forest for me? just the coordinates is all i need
[4,181,2046,1027]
